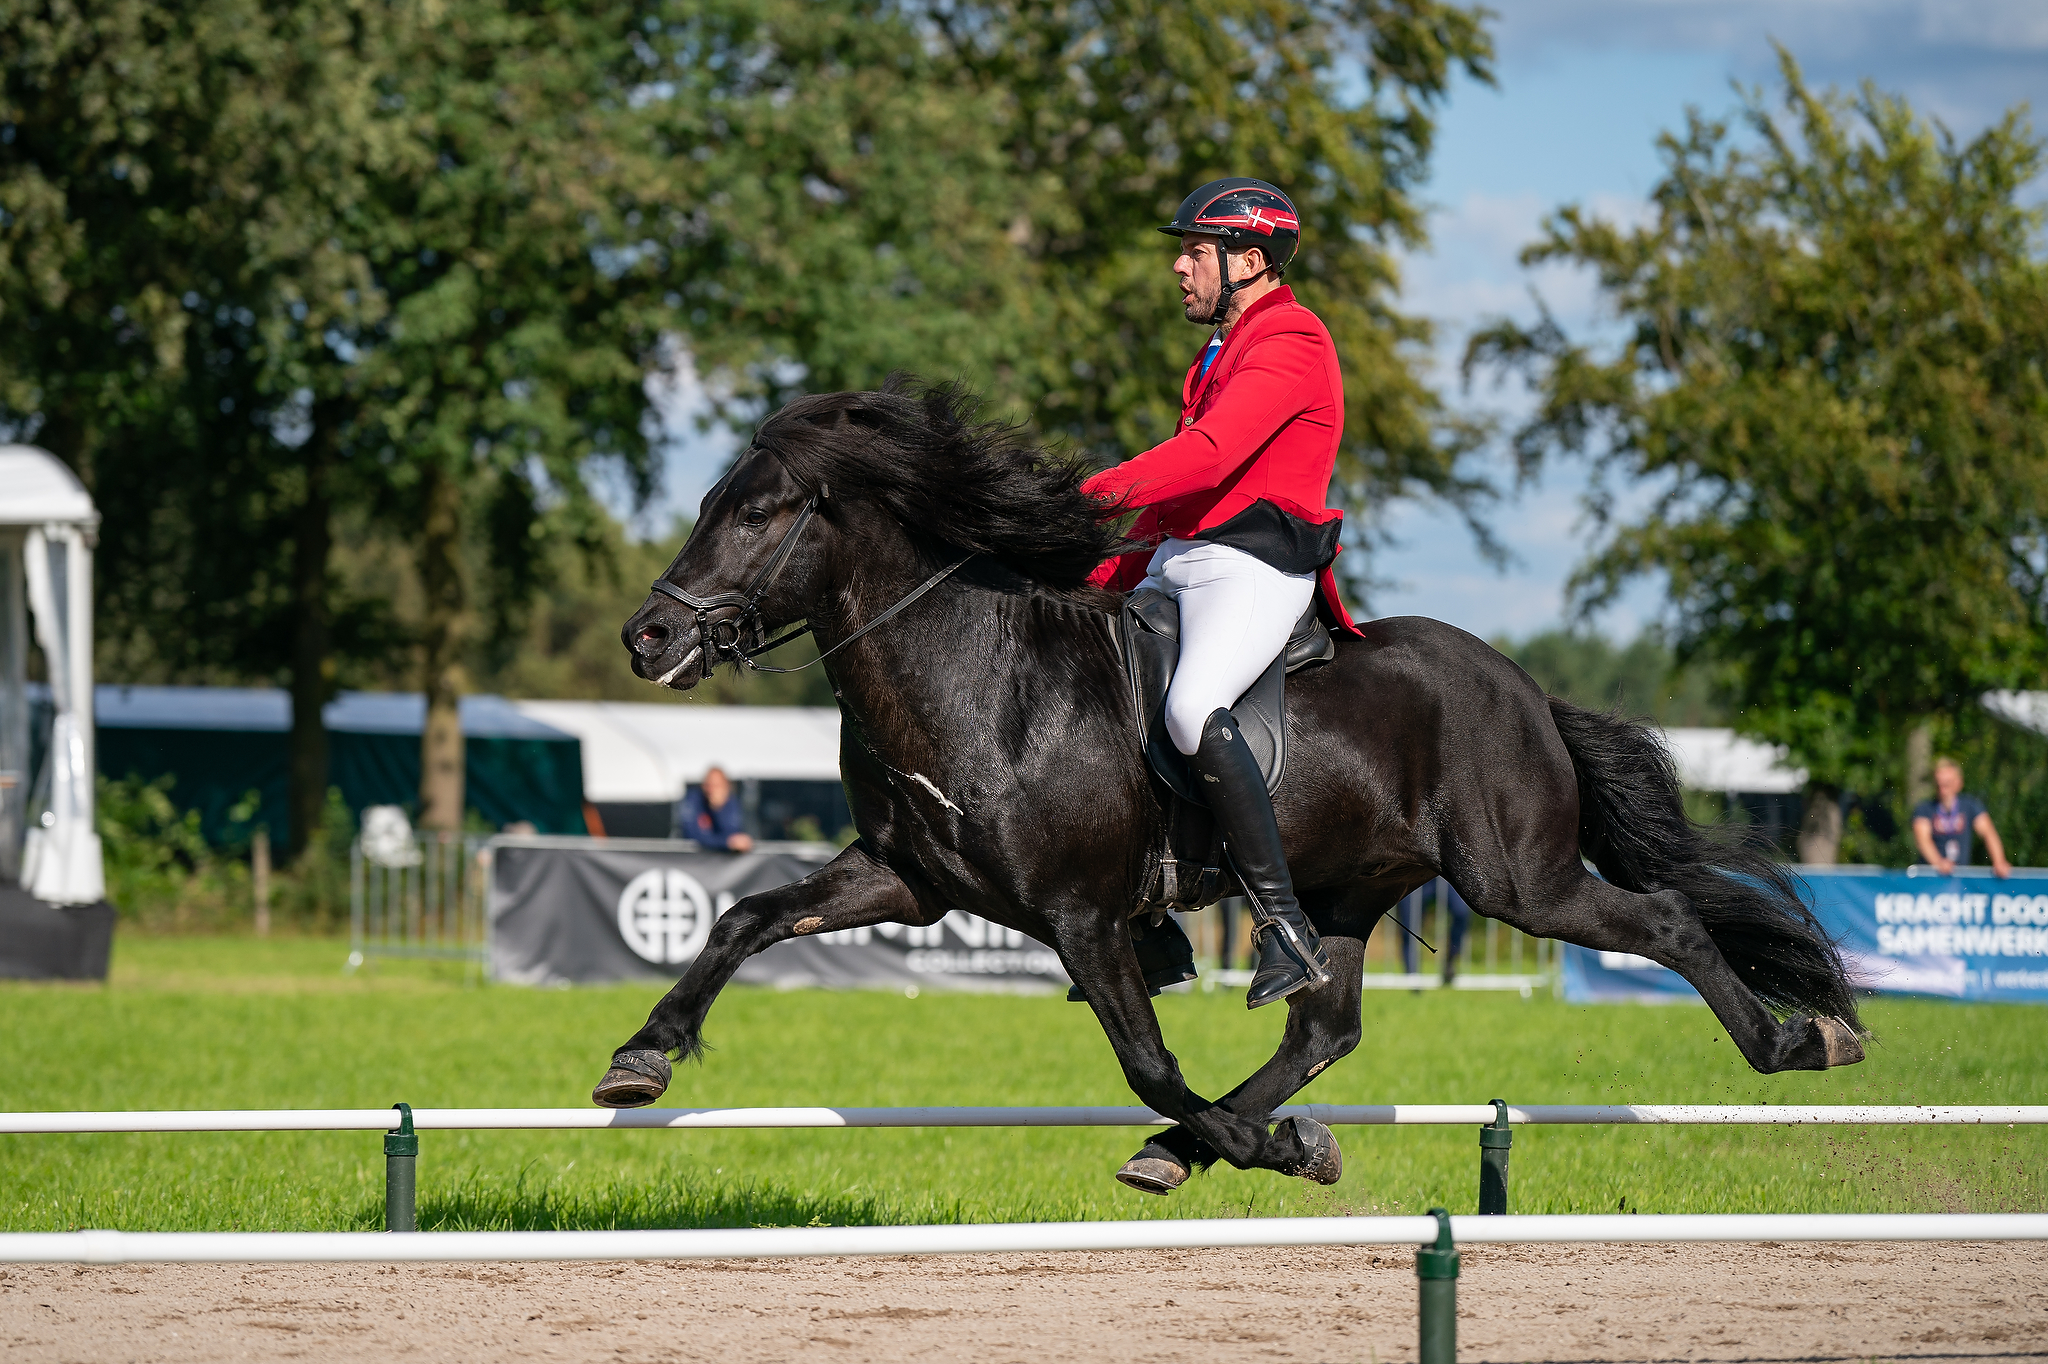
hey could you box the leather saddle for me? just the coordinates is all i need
[1116,586,1335,804]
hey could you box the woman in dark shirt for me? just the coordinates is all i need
[674,766,753,852]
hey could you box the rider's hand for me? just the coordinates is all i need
[1933,855,1956,876]
[727,832,755,852]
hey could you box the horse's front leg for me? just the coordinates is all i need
[1057,908,1311,1186]
[592,842,932,1107]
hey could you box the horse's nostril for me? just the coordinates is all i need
[637,625,667,643]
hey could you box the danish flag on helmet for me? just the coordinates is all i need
[1160,178,1302,274]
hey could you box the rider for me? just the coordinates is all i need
[1083,177,1362,1010]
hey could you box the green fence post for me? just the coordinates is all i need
[385,1103,418,1233]
[1478,1098,1511,1215]
[1416,1206,1459,1363]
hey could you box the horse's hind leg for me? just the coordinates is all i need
[1473,861,1856,1074]
[1132,929,1365,1190]
[592,842,936,1106]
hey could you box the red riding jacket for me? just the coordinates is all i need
[1081,286,1362,634]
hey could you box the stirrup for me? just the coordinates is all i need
[1245,918,1331,1009]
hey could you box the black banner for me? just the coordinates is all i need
[0,883,115,980]
[487,836,1069,992]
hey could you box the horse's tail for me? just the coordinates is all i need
[1546,698,1862,1032]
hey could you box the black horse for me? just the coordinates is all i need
[596,382,1863,1190]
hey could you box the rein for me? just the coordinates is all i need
[648,487,972,683]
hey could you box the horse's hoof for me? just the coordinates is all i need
[1280,1115,1342,1185]
[1115,1143,1190,1195]
[591,1049,671,1108]
[1817,1016,1865,1068]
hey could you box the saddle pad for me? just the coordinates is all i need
[1116,588,1333,804]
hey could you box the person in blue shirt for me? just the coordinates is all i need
[1912,757,2011,878]
[675,766,753,851]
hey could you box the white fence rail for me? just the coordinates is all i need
[5,1213,2046,1266]
[5,1103,2044,1134]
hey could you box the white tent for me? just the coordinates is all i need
[1659,727,1806,795]
[0,446,104,903]
[510,701,841,803]
[1981,691,2048,737]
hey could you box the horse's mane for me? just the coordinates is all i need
[752,379,1122,592]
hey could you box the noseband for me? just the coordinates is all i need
[648,485,971,683]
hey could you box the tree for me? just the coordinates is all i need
[1492,628,1724,727]
[3,0,689,840]
[632,2,1500,598]
[928,0,1498,589]
[1,0,395,856]
[621,2,1040,399]
[1468,52,2048,856]
[331,0,675,830]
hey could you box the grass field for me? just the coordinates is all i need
[2,934,2044,1233]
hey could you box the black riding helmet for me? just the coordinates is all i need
[1159,178,1301,323]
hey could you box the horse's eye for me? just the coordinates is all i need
[741,507,769,528]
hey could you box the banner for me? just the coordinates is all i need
[1561,870,2048,1005]
[488,836,1068,992]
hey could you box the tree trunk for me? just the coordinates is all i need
[1796,785,1843,865]
[287,421,336,860]
[417,465,466,833]
[252,827,271,936]
[1905,722,1935,808]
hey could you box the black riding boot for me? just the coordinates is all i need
[1189,707,1331,1009]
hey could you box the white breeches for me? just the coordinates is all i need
[1144,539,1317,756]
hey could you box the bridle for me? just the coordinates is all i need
[647,476,972,685]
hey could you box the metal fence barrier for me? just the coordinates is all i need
[346,833,489,974]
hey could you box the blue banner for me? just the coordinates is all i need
[1561,871,2048,1005]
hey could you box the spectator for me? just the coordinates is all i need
[1912,757,2011,879]
[675,766,753,852]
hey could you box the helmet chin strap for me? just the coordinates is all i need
[1203,241,1271,327]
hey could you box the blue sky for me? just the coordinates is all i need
[636,1,2044,642]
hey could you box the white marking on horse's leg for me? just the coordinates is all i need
[908,772,963,815]
[653,646,702,687]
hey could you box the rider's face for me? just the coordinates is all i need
[1174,235,1221,320]
[1174,234,1263,323]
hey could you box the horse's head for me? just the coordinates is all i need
[624,382,1122,688]
[622,443,828,689]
